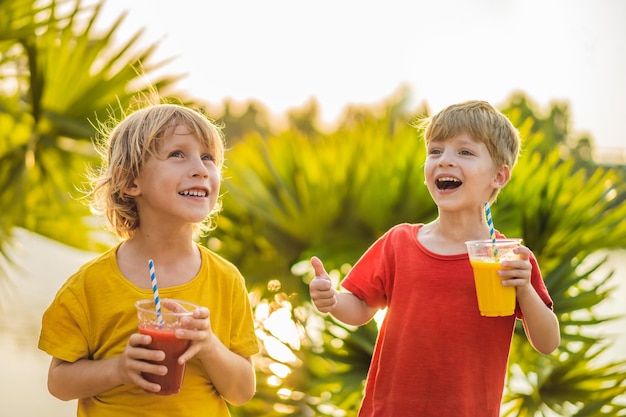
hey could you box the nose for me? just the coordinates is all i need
[190,156,209,178]
[437,149,456,166]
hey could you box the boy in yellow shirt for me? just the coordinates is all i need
[39,103,259,416]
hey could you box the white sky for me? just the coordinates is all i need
[96,0,626,151]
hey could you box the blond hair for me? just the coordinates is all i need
[90,103,225,239]
[419,100,520,169]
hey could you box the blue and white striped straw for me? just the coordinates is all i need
[148,259,164,328]
[484,202,500,260]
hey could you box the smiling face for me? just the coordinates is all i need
[424,132,510,211]
[125,124,221,229]
[93,104,225,238]
[418,100,520,211]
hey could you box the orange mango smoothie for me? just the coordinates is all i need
[470,260,516,317]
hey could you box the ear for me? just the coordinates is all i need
[124,179,141,197]
[492,165,511,190]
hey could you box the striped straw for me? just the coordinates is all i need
[148,259,164,328]
[484,202,500,260]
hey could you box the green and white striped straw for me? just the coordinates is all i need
[484,202,500,260]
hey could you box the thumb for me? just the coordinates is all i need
[311,256,331,281]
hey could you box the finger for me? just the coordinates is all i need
[500,277,528,288]
[175,324,211,343]
[132,364,167,393]
[130,371,162,393]
[311,256,330,280]
[133,360,168,376]
[500,258,531,270]
[191,307,210,320]
[140,380,163,394]
[513,245,530,259]
[315,299,337,313]
[162,299,188,313]
[498,268,530,280]
[128,344,166,362]
[178,309,210,332]
[310,277,332,291]
[315,295,337,308]
[177,344,201,365]
[129,333,152,347]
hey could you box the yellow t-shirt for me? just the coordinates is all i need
[38,243,260,417]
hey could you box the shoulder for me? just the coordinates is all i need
[382,223,422,241]
[198,244,238,270]
[359,223,421,259]
[383,222,419,234]
[197,244,246,284]
[62,245,119,289]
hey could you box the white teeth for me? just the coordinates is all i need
[438,177,460,182]
[179,190,207,197]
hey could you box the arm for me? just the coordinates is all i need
[500,246,560,355]
[310,256,378,326]
[517,284,561,355]
[176,308,256,405]
[47,333,171,400]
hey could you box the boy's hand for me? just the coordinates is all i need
[118,333,168,393]
[173,305,215,365]
[310,256,338,313]
[499,245,532,292]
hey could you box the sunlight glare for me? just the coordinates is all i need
[264,307,301,349]
[255,300,270,321]
[606,188,617,201]
[264,335,297,363]
[273,403,298,414]
[291,259,312,276]
[269,362,292,378]
[267,375,282,387]
[374,308,387,328]
[276,387,292,399]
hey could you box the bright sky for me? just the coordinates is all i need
[97,0,626,152]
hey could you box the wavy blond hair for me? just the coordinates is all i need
[89,103,225,239]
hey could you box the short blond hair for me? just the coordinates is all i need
[90,103,225,239]
[420,100,520,169]
[416,100,520,201]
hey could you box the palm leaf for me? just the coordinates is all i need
[0,0,183,254]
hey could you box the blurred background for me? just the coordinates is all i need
[1,0,625,416]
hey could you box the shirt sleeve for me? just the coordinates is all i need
[228,273,260,358]
[38,285,91,362]
[341,228,398,309]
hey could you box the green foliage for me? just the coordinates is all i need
[210,108,437,300]
[1,1,625,415]
[0,0,182,268]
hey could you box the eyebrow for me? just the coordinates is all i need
[429,137,478,145]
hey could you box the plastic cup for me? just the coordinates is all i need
[465,239,522,317]
[135,298,199,395]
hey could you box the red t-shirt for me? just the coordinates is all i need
[341,223,553,417]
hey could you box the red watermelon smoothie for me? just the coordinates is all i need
[135,299,199,395]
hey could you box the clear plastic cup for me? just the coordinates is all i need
[465,239,522,317]
[135,298,199,395]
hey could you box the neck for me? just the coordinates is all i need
[117,230,201,289]
[123,227,197,264]
[430,209,492,242]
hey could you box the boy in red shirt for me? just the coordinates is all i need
[309,100,560,417]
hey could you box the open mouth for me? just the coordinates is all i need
[179,189,208,197]
[435,177,462,190]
